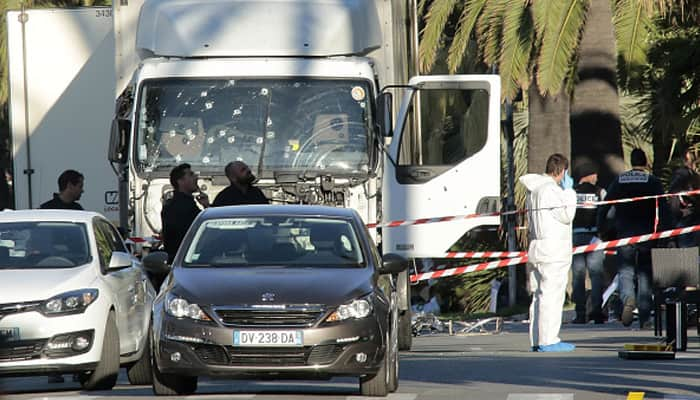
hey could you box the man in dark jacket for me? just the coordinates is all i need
[212,161,269,206]
[40,169,85,210]
[571,163,606,324]
[161,163,209,262]
[598,148,670,328]
[668,149,699,247]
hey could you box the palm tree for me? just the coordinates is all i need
[418,0,673,176]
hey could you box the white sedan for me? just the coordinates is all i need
[0,210,155,390]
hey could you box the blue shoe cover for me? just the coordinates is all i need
[537,342,575,352]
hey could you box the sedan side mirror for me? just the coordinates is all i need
[108,251,133,271]
[143,251,171,276]
[378,253,408,275]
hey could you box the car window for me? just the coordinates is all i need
[0,222,91,269]
[93,222,113,269]
[183,216,365,267]
[98,220,128,253]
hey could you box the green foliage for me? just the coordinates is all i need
[434,269,507,314]
[535,0,587,97]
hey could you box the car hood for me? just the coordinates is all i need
[0,264,96,303]
[171,266,374,306]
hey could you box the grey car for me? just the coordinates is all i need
[145,205,406,396]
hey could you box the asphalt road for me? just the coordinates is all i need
[2,319,699,400]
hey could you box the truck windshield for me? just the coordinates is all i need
[135,78,372,177]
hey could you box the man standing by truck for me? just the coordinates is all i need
[212,161,269,206]
[161,163,209,262]
[40,169,85,210]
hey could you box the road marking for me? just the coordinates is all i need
[628,393,645,400]
[347,394,417,400]
[507,395,574,400]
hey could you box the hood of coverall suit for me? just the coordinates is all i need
[519,173,577,264]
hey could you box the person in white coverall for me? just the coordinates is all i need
[519,153,577,352]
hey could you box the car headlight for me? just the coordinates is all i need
[41,289,99,316]
[166,294,212,321]
[325,297,373,322]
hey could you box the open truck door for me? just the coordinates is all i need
[381,75,501,259]
[379,75,501,350]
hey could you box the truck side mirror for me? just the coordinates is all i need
[108,118,131,163]
[376,92,393,137]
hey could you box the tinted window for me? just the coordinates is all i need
[183,217,364,267]
[0,222,91,269]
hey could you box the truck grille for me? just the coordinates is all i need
[0,339,46,362]
[214,305,325,327]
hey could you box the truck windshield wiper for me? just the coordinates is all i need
[256,89,274,178]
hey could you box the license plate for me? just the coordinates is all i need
[233,330,303,347]
[0,327,20,343]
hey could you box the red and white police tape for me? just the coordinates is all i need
[368,188,700,230]
[410,223,700,282]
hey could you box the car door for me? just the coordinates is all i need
[94,218,142,354]
[382,75,501,258]
[102,219,153,350]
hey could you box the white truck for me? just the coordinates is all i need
[8,0,502,349]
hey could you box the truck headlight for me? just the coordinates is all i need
[166,294,211,321]
[325,297,373,322]
[41,289,99,316]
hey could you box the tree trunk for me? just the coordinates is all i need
[570,0,624,187]
[527,84,570,173]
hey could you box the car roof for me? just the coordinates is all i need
[200,205,359,220]
[0,209,105,224]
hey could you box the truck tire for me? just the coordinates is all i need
[81,311,120,391]
[388,311,399,392]
[359,334,390,397]
[398,309,412,350]
[127,325,152,385]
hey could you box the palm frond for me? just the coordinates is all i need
[476,0,507,66]
[446,0,487,74]
[499,0,534,101]
[536,0,586,96]
[419,0,460,73]
[614,0,655,75]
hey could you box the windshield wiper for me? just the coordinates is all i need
[257,89,274,178]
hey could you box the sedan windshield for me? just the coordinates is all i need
[135,78,372,177]
[183,217,365,267]
[0,222,91,268]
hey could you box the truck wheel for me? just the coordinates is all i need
[81,311,120,391]
[151,338,197,395]
[398,309,412,350]
[388,311,399,392]
[127,325,152,385]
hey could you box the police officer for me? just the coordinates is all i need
[599,148,670,328]
[212,161,269,206]
[571,163,606,324]
[161,163,209,263]
[40,169,84,210]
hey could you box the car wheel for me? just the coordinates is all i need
[398,309,412,350]
[151,336,197,395]
[80,311,120,391]
[359,334,389,397]
[127,323,152,385]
